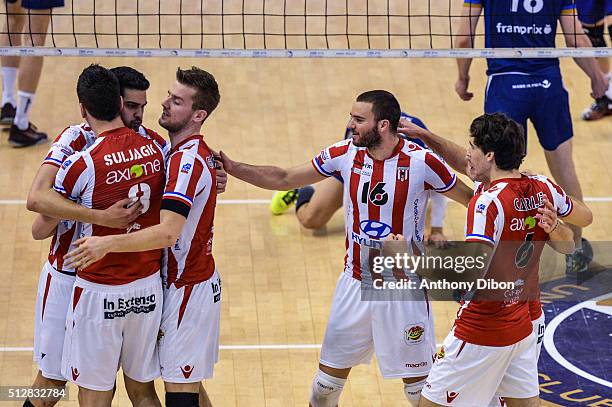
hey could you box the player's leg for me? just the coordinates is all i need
[0,0,26,123]
[496,333,540,407]
[531,83,591,275]
[311,273,374,406]
[198,383,212,407]
[77,388,114,407]
[9,6,51,146]
[159,272,221,407]
[123,374,161,407]
[27,373,65,407]
[296,177,343,229]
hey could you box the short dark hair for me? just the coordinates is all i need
[356,90,401,132]
[110,66,150,97]
[469,113,526,171]
[76,64,121,121]
[176,66,220,118]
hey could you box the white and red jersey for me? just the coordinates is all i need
[43,124,97,274]
[53,127,166,285]
[456,174,572,346]
[312,138,457,280]
[161,135,217,288]
[138,125,171,163]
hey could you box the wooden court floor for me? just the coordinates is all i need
[0,55,609,406]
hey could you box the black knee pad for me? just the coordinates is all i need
[584,25,607,47]
[166,392,199,407]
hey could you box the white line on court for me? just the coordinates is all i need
[1,198,612,206]
[0,343,443,352]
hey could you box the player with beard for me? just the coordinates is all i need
[65,67,221,407]
[213,90,473,406]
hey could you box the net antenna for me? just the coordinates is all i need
[0,0,609,58]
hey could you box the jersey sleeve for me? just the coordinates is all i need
[161,150,206,218]
[465,195,498,246]
[311,139,351,179]
[423,151,457,193]
[53,153,90,202]
[43,126,89,168]
[546,178,573,217]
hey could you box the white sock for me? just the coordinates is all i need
[2,67,17,107]
[15,90,34,130]
[404,378,427,407]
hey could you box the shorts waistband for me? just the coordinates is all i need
[43,261,76,281]
[75,271,161,292]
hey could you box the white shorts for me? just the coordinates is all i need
[422,331,539,406]
[33,262,75,381]
[159,270,221,382]
[488,310,546,406]
[61,273,163,391]
[320,273,435,379]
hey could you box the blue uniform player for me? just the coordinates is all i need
[576,0,612,120]
[455,0,606,276]
[270,112,451,249]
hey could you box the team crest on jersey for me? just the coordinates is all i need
[180,163,192,174]
[205,154,215,169]
[397,166,410,181]
[61,159,72,170]
[476,203,486,214]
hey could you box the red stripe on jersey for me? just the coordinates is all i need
[465,198,477,236]
[177,285,194,329]
[165,151,182,193]
[61,157,88,197]
[529,300,542,320]
[184,159,204,204]
[68,133,87,153]
[424,152,454,188]
[367,159,384,280]
[48,223,77,271]
[143,127,167,147]
[72,286,83,311]
[349,150,365,280]
[484,202,498,239]
[329,144,350,159]
[41,273,52,320]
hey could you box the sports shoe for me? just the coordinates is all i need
[0,103,15,125]
[270,189,298,215]
[565,238,594,282]
[8,122,48,148]
[581,95,612,121]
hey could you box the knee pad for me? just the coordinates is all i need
[584,25,607,47]
[310,369,346,407]
[165,392,199,407]
[403,378,427,407]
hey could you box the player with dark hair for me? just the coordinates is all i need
[65,66,221,407]
[271,112,451,248]
[455,0,606,276]
[400,113,591,406]
[110,66,150,132]
[1,0,65,147]
[207,89,472,406]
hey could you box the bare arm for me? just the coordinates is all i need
[562,197,593,228]
[31,214,60,240]
[441,177,472,208]
[560,14,607,98]
[219,150,327,190]
[64,210,186,269]
[537,197,575,254]
[398,119,468,175]
[454,4,482,101]
[27,164,141,229]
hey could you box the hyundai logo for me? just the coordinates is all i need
[360,220,392,239]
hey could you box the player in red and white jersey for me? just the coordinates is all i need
[416,113,591,407]
[397,117,594,406]
[65,67,221,407]
[24,67,161,407]
[31,65,165,405]
[217,90,472,407]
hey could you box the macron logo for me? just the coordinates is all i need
[180,365,194,379]
[446,391,459,403]
[495,22,552,35]
[71,367,80,381]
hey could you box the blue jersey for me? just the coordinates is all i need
[464,0,576,76]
